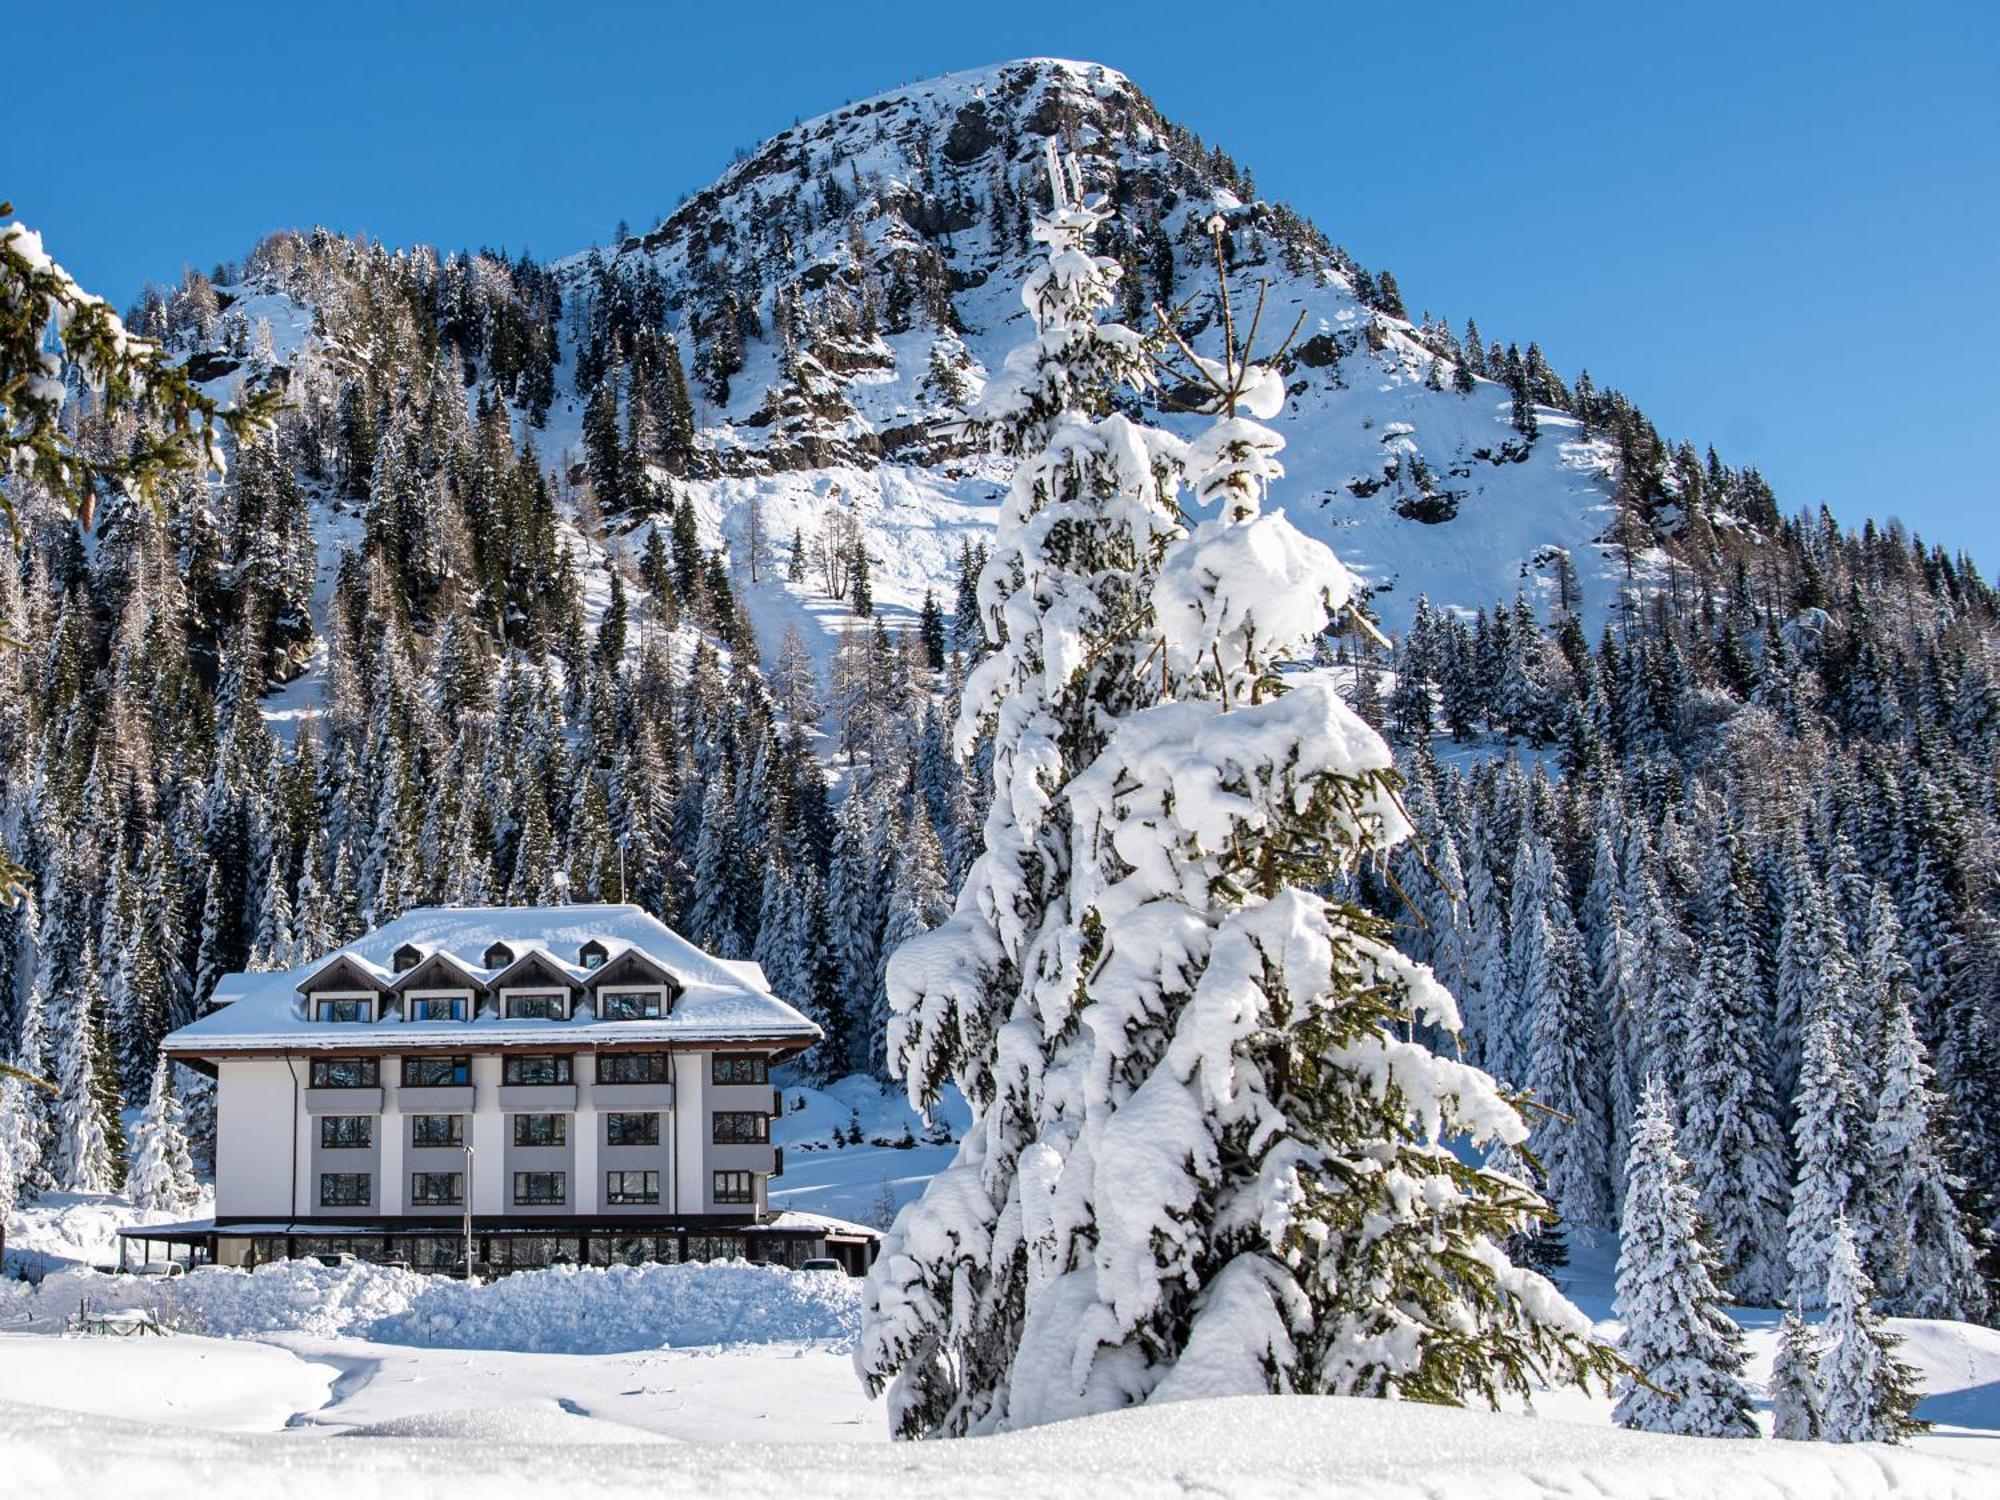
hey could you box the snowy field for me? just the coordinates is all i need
[6,1110,1999,1496]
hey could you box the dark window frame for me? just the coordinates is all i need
[316,998,370,1024]
[600,989,663,1021]
[512,1170,567,1206]
[710,1053,769,1086]
[512,1113,568,1148]
[712,1170,755,1205]
[407,995,471,1023]
[309,1057,380,1089]
[319,1115,373,1150]
[605,1111,660,1146]
[597,1051,669,1085]
[606,1170,661,1205]
[711,1111,769,1145]
[504,992,567,1021]
[409,1113,464,1148]
[409,1171,463,1206]
[400,1055,472,1088]
[318,1172,371,1207]
[502,1053,573,1086]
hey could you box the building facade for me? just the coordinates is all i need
[126,905,874,1274]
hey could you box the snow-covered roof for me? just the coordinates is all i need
[753,1210,882,1241]
[167,905,820,1056]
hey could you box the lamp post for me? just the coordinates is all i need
[462,1141,475,1283]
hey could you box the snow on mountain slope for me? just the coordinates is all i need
[556,57,1647,668]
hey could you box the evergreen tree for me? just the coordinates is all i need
[1771,1307,1822,1441]
[1817,1216,1927,1445]
[126,1054,200,1212]
[917,589,947,671]
[863,188,1613,1437]
[1788,983,1867,1306]
[1869,973,1987,1320]
[52,943,126,1193]
[1612,1077,1757,1438]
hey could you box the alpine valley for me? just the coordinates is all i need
[3,54,1997,1379]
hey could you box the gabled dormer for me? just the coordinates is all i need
[389,949,483,1021]
[583,945,680,1020]
[489,948,582,1021]
[297,952,390,1024]
[392,942,426,974]
[483,942,516,970]
[577,938,610,972]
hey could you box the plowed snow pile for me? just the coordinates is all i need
[1,1259,858,1352]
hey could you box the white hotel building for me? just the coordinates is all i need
[123,905,875,1274]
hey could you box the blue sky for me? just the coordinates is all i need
[8,1,1996,566]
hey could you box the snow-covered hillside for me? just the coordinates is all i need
[544,57,1651,659]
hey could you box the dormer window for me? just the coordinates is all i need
[483,943,515,969]
[506,992,566,1021]
[392,944,424,974]
[409,995,470,1022]
[316,997,370,1024]
[578,940,609,971]
[601,990,663,1021]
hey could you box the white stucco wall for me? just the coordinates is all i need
[215,1058,302,1218]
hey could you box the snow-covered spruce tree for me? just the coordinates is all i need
[1677,933,1790,1306]
[126,1054,200,1212]
[51,942,126,1193]
[1787,978,1867,1306]
[1513,836,1613,1240]
[1817,1215,1927,1444]
[863,197,1615,1435]
[1771,1307,1822,1441]
[0,1067,48,1215]
[1611,1076,1756,1437]
[1001,240,1613,1424]
[1868,971,1987,1321]
[860,152,1179,1439]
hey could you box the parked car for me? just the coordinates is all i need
[312,1253,359,1269]
[128,1260,186,1279]
[800,1258,844,1274]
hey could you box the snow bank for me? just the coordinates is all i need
[2,1259,858,1353]
[3,1389,1990,1500]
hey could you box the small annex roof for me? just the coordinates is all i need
[174,904,819,1057]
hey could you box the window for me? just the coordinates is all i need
[409,1171,463,1206]
[605,1112,659,1146]
[687,1234,744,1263]
[597,1051,669,1084]
[712,1111,769,1145]
[579,940,608,970]
[712,1170,755,1205]
[401,1056,471,1088]
[309,1057,379,1089]
[513,1171,566,1206]
[588,1234,680,1267]
[502,1054,573,1085]
[316,998,369,1023]
[392,944,422,973]
[710,1054,768,1086]
[410,1114,463,1148]
[408,995,469,1022]
[319,1115,373,1150]
[505,992,565,1020]
[600,990,661,1021]
[606,1170,660,1205]
[319,1172,370,1207]
[483,943,515,969]
[513,1113,567,1147]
